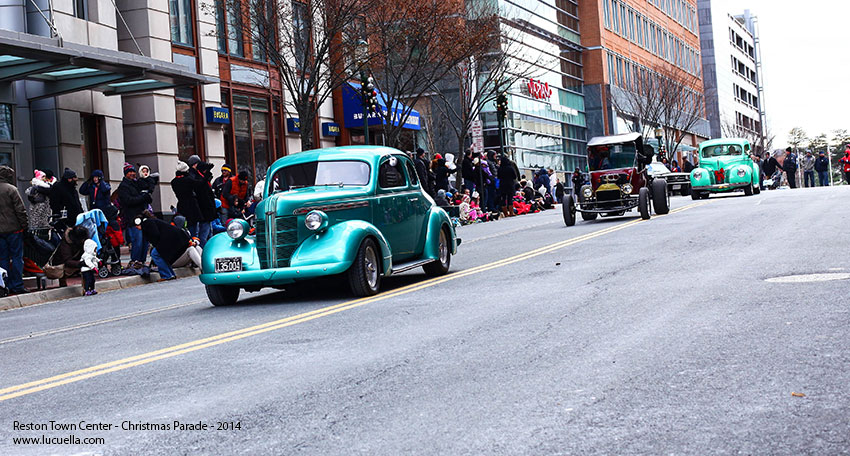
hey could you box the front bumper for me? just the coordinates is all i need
[692,182,749,192]
[578,197,638,214]
[199,260,352,287]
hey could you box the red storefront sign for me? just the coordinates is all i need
[527,78,552,100]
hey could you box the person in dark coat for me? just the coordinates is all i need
[212,164,232,199]
[139,210,191,281]
[497,155,517,217]
[49,168,83,230]
[413,148,433,195]
[78,169,116,220]
[0,165,29,294]
[186,155,216,247]
[433,158,452,193]
[117,163,152,265]
[171,161,203,228]
[461,150,476,191]
[814,151,830,186]
[137,165,160,194]
[783,147,798,189]
[571,167,585,195]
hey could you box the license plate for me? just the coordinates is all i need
[215,257,242,273]
[672,185,681,190]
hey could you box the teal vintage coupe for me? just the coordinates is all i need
[200,146,459,306]
[690,138,761,199]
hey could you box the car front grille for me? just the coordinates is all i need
[255,215,300,269]
[596,188,621,202]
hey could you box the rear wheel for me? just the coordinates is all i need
[651,179,669,215]
[562,195,576,226]
[744,184,754,196]
[206,284,240,306]
[423,228,451,276]
[347,238,381,297]
[638,187,651,220]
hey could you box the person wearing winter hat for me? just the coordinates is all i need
[49,168,83,230]
[171,160,203,237]
[212,164,233,199]
[117,163,151,265]
[137,164,160,194]
[0,165,29,294]
[185,156,216,246]
[79,169,114,218]
[139,210,193,281]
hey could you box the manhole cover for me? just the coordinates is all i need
[765,273,850,283]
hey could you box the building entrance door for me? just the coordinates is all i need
[80,114,103,179]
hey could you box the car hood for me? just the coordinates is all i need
[260,186,371,217]
[698,156,750,170]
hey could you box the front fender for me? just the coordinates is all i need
[690,167,711,187]
[729,165,752,184]
[289,220,393,276]
[201,232,260,276]
[422,207,457,261]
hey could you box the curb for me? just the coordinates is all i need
[0,267,201,312]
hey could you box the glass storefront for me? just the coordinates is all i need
[175,87,197,162]
[224,90,281,184]
[482,0,587,174]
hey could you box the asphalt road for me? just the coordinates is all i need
[1,186,848,455]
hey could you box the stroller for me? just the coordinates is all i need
[76,209,123,278]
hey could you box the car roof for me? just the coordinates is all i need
[699,138,751,148]
[267,145,406,169]
[587,132,641,147]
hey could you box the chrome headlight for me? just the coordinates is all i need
[736,168,747,177]
[226,219,248,240]
[693,170,703,180]
[305,210,329,232]
[582,187,593,198]
[622,183,633,194]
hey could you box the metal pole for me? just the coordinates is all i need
[360,71,369,146]
[827,144,834,186]
[498,116,505,157]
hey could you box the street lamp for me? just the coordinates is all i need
[654,127,663,159]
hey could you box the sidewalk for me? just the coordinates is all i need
[1,246,202,312]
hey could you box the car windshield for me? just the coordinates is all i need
[271,160,371,193]
[647,163,672,174]
[588,143,636,171]
[702,144,744,158]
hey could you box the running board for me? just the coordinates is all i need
[390,259,435,274]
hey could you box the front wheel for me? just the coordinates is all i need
[651,179,669,215]
[423,228,451,276]
[744,184,754,196]
[347,238,381,297]
[753,185,761,195]
[638,187,651,220]
[562,195,576,226]
[691,190,701,200]
[206,284,240,306]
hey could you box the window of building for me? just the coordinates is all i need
[251,0,274,61]
[227,3,245,57]
[175,87,198,162]
[74,0,88,20]
[0,104,12,141]
[233,94,272,184]
[603,0,610,28]
[169,0,194,46]
[293,1,310,70]
[611,1,619,34]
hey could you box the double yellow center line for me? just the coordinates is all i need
[0,201,706,402]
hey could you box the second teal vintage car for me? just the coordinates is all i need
[690,138,761,199]
[200,146,460,306]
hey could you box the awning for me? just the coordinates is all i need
[342,82,421,131]
[0,29,217,100]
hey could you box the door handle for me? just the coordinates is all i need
[408,197,418,202]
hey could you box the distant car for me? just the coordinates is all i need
[647,163,691,196]
[690,138,760,199]
[200,146,460,306]
[562,132,669,226]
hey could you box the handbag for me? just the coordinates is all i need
[42,248,64,280]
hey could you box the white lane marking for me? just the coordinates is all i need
[765,273,850,283]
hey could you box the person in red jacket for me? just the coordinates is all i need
[840,146,850,184]
[221,171,251,219]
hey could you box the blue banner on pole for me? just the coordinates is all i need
[342,83,421,131]
[322,122,341,137]
[287,118,300,134]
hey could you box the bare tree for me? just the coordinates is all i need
[787,127,808,151]
[217,0,376,152]
[609,62,705,162]
[427,10,549,163]
[363,0,492,149]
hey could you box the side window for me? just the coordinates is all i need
[379,158,407,188]
[405,160,419,186]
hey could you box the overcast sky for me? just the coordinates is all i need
[712,0,850,145]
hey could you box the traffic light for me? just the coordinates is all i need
[496,92,509,122]
[361,75,378,114]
